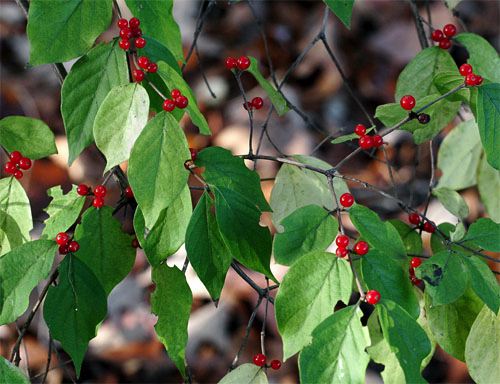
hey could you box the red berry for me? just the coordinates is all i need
[132,238,140,248]
[18,157,31,170]
[162,99,176,112]
[417,113,431,124]
[438,38,451,50]
[465,73,478,86]
[225,57,237,70]
[190,148,198,161]
[366,290,381,305]
[431,29,444,42]
[124,186,134,200]
[171,89,182,99]
[237,56,251,71]
[336,247,349,258]
[117,18,128,29]
[119,28,132,39]
[119,39,130,50]
[3,161,16,174]
[59,244,69,255]
[339,193,354,208]
[459,64,473,76]
[77,184,89,196]
[359,135,373,150]
[94,185,107,198]
[251,97,264,110]
[354,124,366,136]
[410,257,422,268]
[13,170,23,179]
[175,95,189,109]
[408,213,421,225]
[270,360,282,370]
[131,27,142,37]
[68,241,80,253]
[409,266,415,277]
[336,235,350,248]
[135,37,146,48]
[133,69,145,82]
[10,151,22,163]
[443,24,457,37]
[55,232,70,246]
[475,75,483,86]
[411,276,423,286]
[93,196,104,209]
[129,17,140,29]
[372,135,383,148]
[423,221,435,233]
[354,241,369,256]
[400,95,416,111]
[137,56,150,69]
[253,353,266,367]
[147,62,158,73]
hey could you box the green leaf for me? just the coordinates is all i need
[377,300,432,384]
[388,219,423,255]
[185,193,231,301]
[299,306,370,383]
[415,251,467,305]
[323,0,355,28]
[395,47,457,100]
[140,35,180,74]
[157,62,211,135]
[125,0,183,62]
[450,222,466,242]
[273,205,337,266]
[41,185,85,240]
[0,116,57,159]
[151,265,192,378]
[430,223,454,254]
[445,0,462,9]
[461,255,500,313]
[477,154,500,223]
[436,119,482,190]
[27,0,112,65]
[361,249,420,318]
[275,251,352,359]
[74,207,136,295]
[331,127,374,144]
[94,83,150,172]
[128,112,190,228]
[214,187,274,280]
[0,240,57,325]
[349,204,406,260]
[464,217,500,252]
[476,83,500,170]
[455,33,500,83]
[44,255,107,377]
[195,147,270,211]
[247,57,289,116]
[61,41,129,164]
[432,187,469,219]
[0,178,32,256]
[134,186,192,266]
[0,357,29,384]
[270,155,348,227]
[433,71,470,102]
[219,364,268,384]
[425,288,483,361]
[375,95,460,144]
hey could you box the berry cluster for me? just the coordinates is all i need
[162,89,189,112]
[252,354,281,370]
[55,232,80,255]
[224,56,251,71]
[117,17,144,51]
[408,212,435,233]
[431,23,456,50]
[133,55,158,82]
[243,96,264,111]
[335,234,370,258]
[459,64,483,86]
[354,124,383,150]
[3,151,32,179]
[77,184,107,208]
[409,257,423,286]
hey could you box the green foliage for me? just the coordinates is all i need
[462,255,500,313]
[140,36,180,74]
[219,364,268,384]
[475,83,500,170]
[323,0,355,28]
[331,127,374,144]
[27,0,112,65]
[455,33,500,83]
[464,218,500,252]
[0,357,29,384]
[477,155,500,222]
[433,71,470,102]
[389,220,423,255]
[432,187,469,219]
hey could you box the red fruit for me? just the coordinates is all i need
[137,56,150,69]
[147,62,158,73]
[237,56,251,70]
[354,124,366,136]
[18,158,32,170]
[13,170,23,179]
[117,18,128,29]
[132,238,140,248]
[129,17,140,29]
[251,97,264,110]
[431,29,444,42]
[465,73,478,86]
[10,151,22,163]
[94,185,107,198]
[190,148,198,161]
[171,89,182,99]
[475,75,483,86]
[68,241,80,253]
[411,276,423,286]
[253,353,266,367]
[423,221,435,233]
[119,39,130,50]
[162,99,176,112]
[336,235,350,248]
[270,360,282,370]
[135,37,146,48]
[131,27,142,37]
[243,101,253,111]
[443,24,457,37]
[133,69,145,82]
[59,244,69,255]
[339,193,354,208]
[124,186,134,199]
[438,38,451,50]
[119,28,132,39]
[459,64,473,76]
[93,196,104,209]
[55,232,70,246]
[408,212,421,225]
[77,184,89,196]
[4,161,16,174]
[365,290,381,305]
[354,241,369,256]
[225,57,237,70]
[175,95,189,109]
[359,135,373,150]
[409,266,415,277]
[336,247,349,258]
[400,95,416,111]
[372,135,383,148]
[410,257,422,268]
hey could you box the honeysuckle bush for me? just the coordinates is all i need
[0,0,499,383]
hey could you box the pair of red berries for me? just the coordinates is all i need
[225,56,251,71]
[354,124,383,150]
[252,354,281,370]
[117,17,145,51]
[409,257,423,285]
[335,235,370,257]
[365,289,381,305]
[243,97,264,111]
[162,89,189,112]
[339,192,354,208]
[459,64,483,86]
[55,232,80,254]
[77,184,107,208]
[431,24,456,50]
[408,212,435,233]
[3,151,32,179]
[133,56,158,82]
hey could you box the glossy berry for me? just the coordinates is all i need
[68,241,80,253]
[55,232,70,246]
[133,69,145,82]
[336,247,348,258]
[162,99,176,112]
[135,37,146,48]
[93,196,104,209]
[417,113,430,124]
[408,212,421,225]
[13,170,23,179]
[237,56,251,71]
[354,241,369,256]
[339,193,354,208]
[59,244,69,255]
[119,28,132,39]
[10,151,22,163]
[459,64,473,76]
[253,353,266,367]
[400,95,416,111]
[438,38,451,50]
[354,124,366,136]
[423,221,435,233]
[137,56,150,69]
[443,24,457,37]
[190,148,198,161]
[124,186,134,200]
[119,39,130,50]
[225,57,238,70]
[465,74,478,86]
[132,238,140,248]
[410,257,422,268]
[431,29,444,42]
[336,235,350,248]
[251,97,264,110]
[411,276,423,286]
[270,360,282,370]
[359,135,373,150]
[475,75,483,86]
[117,18,128,29]
[4,161,16,174]
[94,185,107,198]
[132,28,142,38]
[18,158,32,170]
[147,62,158,73]
[372,135,383,147]
[129,17,140,29]
[365,290,381,305]
[175,95,189,109]
[171,89,182,99]
[77,184,89,196]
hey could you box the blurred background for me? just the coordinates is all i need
[0,0,499,382]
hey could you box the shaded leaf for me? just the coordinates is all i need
[433,71,470,102]
[219,364,268,384]
[476,83,500,170]
[0,357,29,384]
[461,255,500,313]
[432,187,469,219]
[477,154,500,223]
[455,33,500,83]
[389,219,423,255]
[464,217,500,252]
